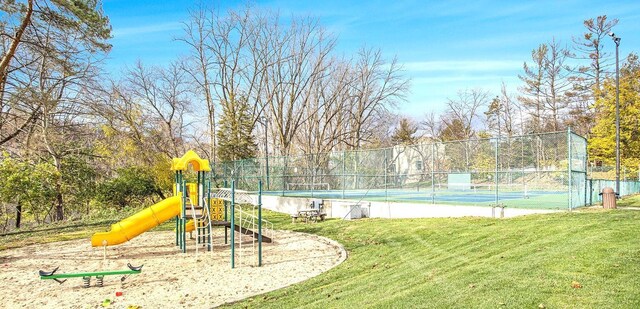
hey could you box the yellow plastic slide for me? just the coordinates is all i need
[185,220,195,233]
[183,219,211,232]
[91,196,181,247]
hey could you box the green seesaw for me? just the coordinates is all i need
[39,263,143,288]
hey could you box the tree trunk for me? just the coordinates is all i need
[15,202,22,229]
[156,188,167,200]
[55,181,64,221]
[0,0,33,84]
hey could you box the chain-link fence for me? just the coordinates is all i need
[587,180,640,205]
[214,130,637,210]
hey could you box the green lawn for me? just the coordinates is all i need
[618,194,640,208]
[227,205,640,308]
[2,198,640,308]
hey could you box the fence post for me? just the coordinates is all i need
[568,128,573,211]
[384,151,388,201]
[282,156,287,197]
[585,176,593,205]
[258,180,262,267]
[495,135,499,206]
[584,142,589,207]
[231,180,235,268]
[431,143,435,204]
[310,154,315,198]
[342,151,346,199]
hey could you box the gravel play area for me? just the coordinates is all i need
[1,229,347,308]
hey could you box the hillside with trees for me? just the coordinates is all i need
[0,2,637,231]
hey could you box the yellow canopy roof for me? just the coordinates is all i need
[171,150,211,172]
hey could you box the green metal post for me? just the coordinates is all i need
[384,154,388,201]
[258,180,263,266]
[231,180,235,268]
[311,154,315,198]
[568,128,573,211]
[584,142,589,208]
[175,171,179,246]
[196,171,200,244]
[177,171,180,249]
[223,179,228,244]
[355,151,359,190]
[431,143,435,204]
[282,156,287,197]
[181,180,187,253]
[198,173,201,245]
[522,137,526,197]
[207,177,212,251]
[495,136,499,206]
[265,152,270,192]
[342,151,346,199]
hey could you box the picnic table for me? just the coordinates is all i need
[292,208,326,223]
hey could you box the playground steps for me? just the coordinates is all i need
[211,220,273,243]
[184,205,205,218]
[192,203,213,255]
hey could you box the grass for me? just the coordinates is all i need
[227,205,640,308]
[618,194,640,208]
[0,210,176,251]
[0,220,114,251]
[3,197,640,308]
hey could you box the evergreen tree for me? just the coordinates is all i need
[216,94,257,162]
[519,44,547,133]
[569,15,618,100]
[567,15,619,136]
[391,118,418,145]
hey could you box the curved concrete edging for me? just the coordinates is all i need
[224,230,349,306]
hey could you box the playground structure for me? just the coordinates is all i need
[90,150,272,268]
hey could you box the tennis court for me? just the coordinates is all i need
[215,131,599,211]
[264,186,568,210]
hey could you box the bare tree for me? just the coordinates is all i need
[499,82,523,137]
[485,83,526,171]
[265,16,336,155]
[347,48,409,149]
[0,0,110,146]
[441,88,489,140]
[125,61,192,159]
[13,20,107,221]
[421,111,443,141]
[179,5,408,161]
[180,7,217,161]
[436,89,489,172]
[296,58,351,155]
[181,5,283,159]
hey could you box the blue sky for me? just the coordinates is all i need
[102,0,640,118]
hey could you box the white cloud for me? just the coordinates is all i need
[112,22,183,38]
[403,60,522,73]
[412,74,519,85]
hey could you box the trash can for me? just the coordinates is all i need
[601,187,617,209]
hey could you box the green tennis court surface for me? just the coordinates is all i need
[263,187,568,210]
